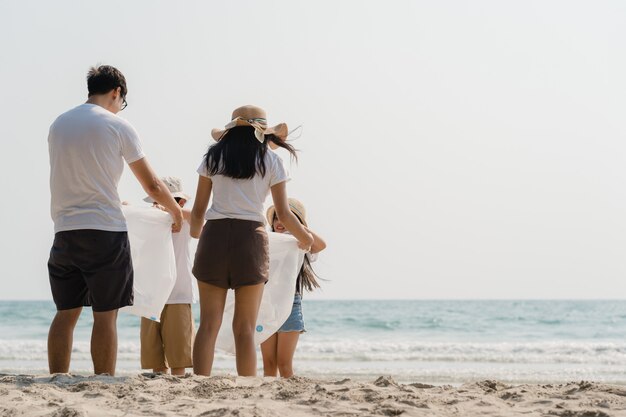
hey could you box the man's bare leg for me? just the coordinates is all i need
[92,309,118,375]
[48,307,83,374]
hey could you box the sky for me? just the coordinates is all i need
[0,0,625,300]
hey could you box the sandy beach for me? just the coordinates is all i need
[2,373,626,417]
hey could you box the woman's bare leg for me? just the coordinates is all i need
[193,281,227,376]
[232,283,264,376]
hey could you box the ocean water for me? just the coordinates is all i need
[1,300,626,384]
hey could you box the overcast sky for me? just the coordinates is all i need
[1,0,625,300]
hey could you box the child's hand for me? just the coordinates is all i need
[170,207,183,233]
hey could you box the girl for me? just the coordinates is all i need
[261,199,327,377]
[190,105,313,377]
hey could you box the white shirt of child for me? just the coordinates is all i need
[197,149,289,224]
[48,104,144,233]
[167,221,196,304]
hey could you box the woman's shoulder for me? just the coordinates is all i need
[264,149,284,163]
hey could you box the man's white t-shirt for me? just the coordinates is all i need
[197,150,289,224]
[48,103,144,233]
[167,220,196,304]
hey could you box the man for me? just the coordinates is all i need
[47,65,183,375]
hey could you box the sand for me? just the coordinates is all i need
[1,373,626,417]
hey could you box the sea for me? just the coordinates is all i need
[1,300,626,385]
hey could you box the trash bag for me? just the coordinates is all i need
[120,206,176,322]
[215,232,305,354]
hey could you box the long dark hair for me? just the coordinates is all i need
[270,213,322,293]
[298,255,321,293]
[204,126,297,179]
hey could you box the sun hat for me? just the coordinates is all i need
[143,176,190,203]
[266,198,307,227]
[211,105,288,145]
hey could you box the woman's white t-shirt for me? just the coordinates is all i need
[197,150,289,224]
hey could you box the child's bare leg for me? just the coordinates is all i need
[261,333,278,376]
[152,367,168,374]
[233,283,264,376]
[170,368,185,376]
[193,281,227,376]
[276,332,300,378]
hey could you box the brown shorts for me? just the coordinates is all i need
[192,218,269,289]
[140,304,195,370]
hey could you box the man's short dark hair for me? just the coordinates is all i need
[87,65,127,98]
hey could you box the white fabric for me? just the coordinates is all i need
[215,232,305,354]
[48,104,144,233]
[196,150,289,224]
[120,206,176,322]
[167,220,196,304]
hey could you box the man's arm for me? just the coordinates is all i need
[128,157,183,232]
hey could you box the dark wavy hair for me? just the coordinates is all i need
[270,213,323,294]
[204,126,297,179]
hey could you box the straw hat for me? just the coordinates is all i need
[211,105,288,145]
[143,176,190,203]
[266,198,307,227]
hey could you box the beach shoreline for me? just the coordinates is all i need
[5,300,626,387]
[2,373,626,417]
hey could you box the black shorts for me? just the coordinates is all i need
[48,229,134,312]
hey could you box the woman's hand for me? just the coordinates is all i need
[190,175,212,239]
[297,232,314,252]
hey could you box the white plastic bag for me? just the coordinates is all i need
[120,206,176,321]
[215,232,305,354]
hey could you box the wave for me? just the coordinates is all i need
[295,339,626,364]
[3,339,626,365]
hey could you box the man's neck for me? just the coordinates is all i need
[86,96,114,113]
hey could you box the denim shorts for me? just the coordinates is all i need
[278,294,305,333]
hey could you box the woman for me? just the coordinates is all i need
[190,105,313,376]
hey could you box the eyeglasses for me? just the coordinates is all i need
[120,97,128,111]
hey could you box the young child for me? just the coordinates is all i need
[261,198,326,377]
[140,176,196,376]
[190,105,313,377]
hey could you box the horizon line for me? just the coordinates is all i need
[2,298,626,302]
